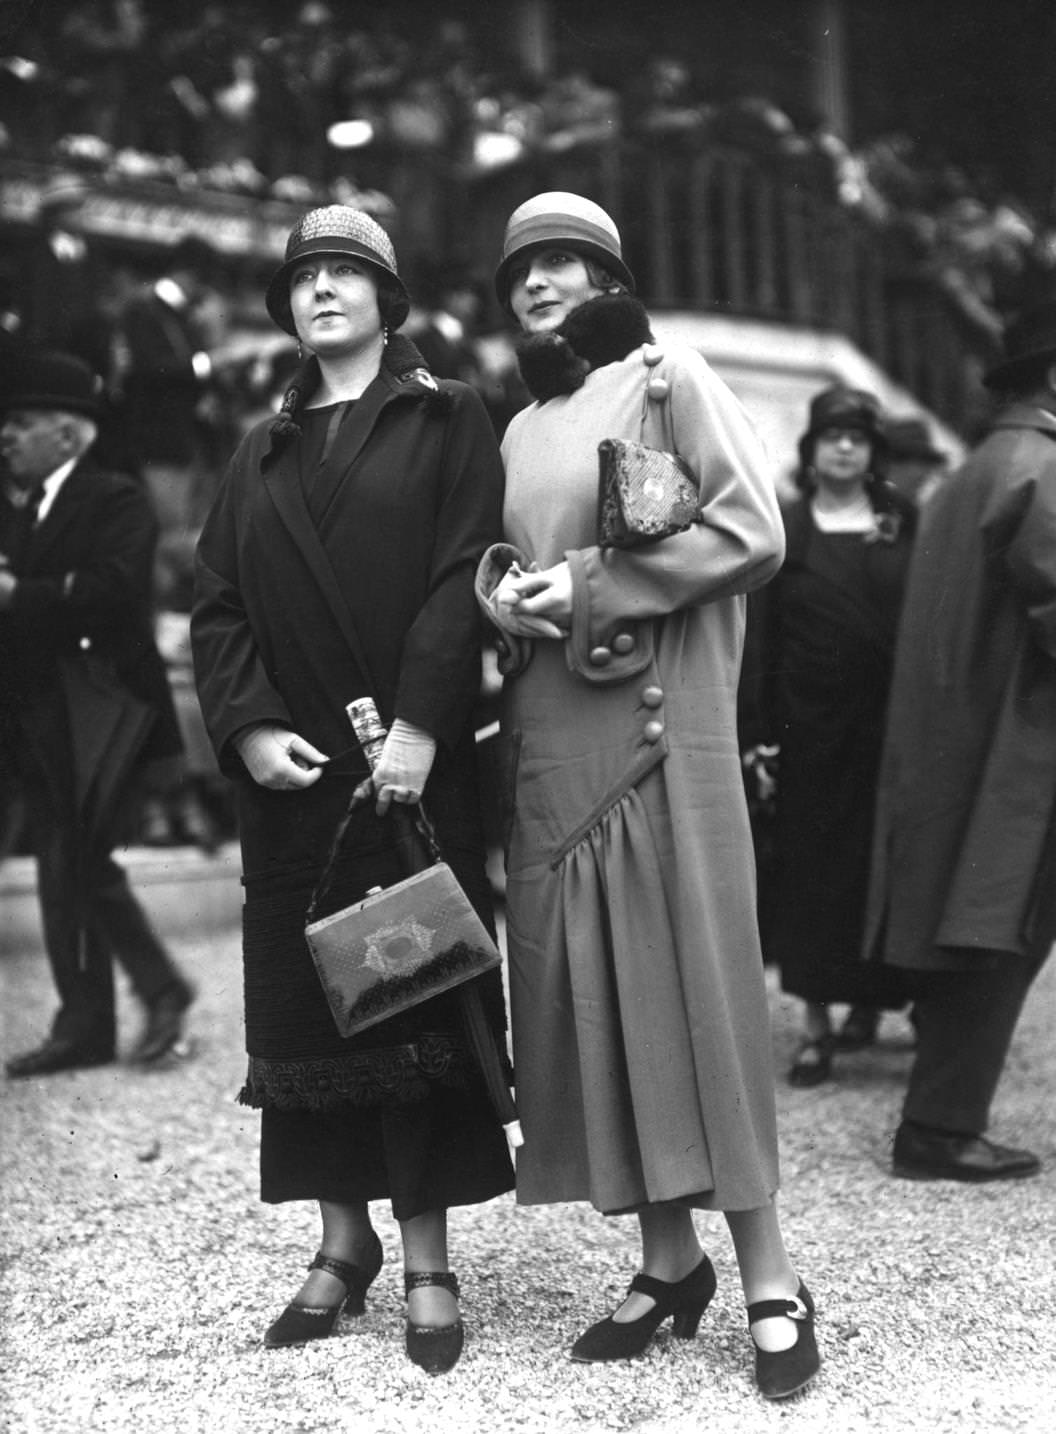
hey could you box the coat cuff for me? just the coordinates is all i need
[563,548,653,685]
[475,542,534,676]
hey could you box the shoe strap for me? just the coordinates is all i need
[309,1253,364,1285]
[404,1270,460,1298]
[746,1284,812,1326]
[629,1271,678,1302]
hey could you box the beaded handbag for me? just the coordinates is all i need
[306,850,502,1037]
[305,702,501,1038]
[596,347,699,549]
[597,437,699,549]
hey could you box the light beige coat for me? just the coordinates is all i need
[486,339,785,1213]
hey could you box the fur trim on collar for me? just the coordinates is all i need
[516,293,654,402]
[268,333,443,448]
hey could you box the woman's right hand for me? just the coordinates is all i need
[234,723,328,790]
[489,562,568,641]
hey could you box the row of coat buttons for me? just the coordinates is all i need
[641,682,664,742]
[642,344,669,401]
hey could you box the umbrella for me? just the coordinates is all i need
[347,699,523,1152]
[58,652,156,838]
[53,651,156,994]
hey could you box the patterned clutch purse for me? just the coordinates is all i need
[597,437,699,550]
[306,860,502,1038]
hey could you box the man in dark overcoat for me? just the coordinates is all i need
[0,351,195,1078]
[864,299,1056,1181]
[111,235,219,533]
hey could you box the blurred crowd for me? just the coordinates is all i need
[3,2,1054,861]
[3,2,1055,342]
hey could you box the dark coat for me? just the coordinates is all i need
[0,456,182,818]
[740,492,914,1003]
[191,344,507,1109]
[864,403,1056,971]
[117,290,207,467]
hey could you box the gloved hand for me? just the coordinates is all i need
[742,743,780,803]
[355,718,437,815]
[235,723,328,790]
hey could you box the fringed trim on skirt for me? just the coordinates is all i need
[236,1032,473,1111]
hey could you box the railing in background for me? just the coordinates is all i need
[470,139,1000,436]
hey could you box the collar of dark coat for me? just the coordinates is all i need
[780,486,913,564]
[515,293,654,402]
[990,401,1056,440]
[263,333,449,465]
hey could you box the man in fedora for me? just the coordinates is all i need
[864,298,1056,1180]
[0,350,195,1077]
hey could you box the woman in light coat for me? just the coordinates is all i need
[478,192,819,1399]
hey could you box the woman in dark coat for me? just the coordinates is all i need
[741,385,915,1086]
[479,192,818,1401]
[191,207,513,1372]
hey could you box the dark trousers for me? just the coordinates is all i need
[902,948,1046,1136]
[20,724,184,1053]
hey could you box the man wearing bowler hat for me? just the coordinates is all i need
[0,350,195,1077]
[864,298,1056,1180]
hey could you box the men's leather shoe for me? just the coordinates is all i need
[893,1122,1041,1182]
[5,1038,114,1079]
[128,981,195,1065]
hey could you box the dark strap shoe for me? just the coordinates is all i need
[264,1237,384,1348]
[747,1282,820,1400]
[404,1271,463,1374]
[570,1254,717,1362]
[893,1122,1041,1182]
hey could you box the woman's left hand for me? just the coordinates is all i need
[354,719,437,815]
[491,561,572,639]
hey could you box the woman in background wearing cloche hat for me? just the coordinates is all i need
[477,191,819,1399]
[191,206,513,1372]
[740,385,917,1086]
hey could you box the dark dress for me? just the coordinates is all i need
[741,494,914,1007]
[192,341,515,1220]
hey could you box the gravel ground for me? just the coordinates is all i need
[2,913,1054,1434]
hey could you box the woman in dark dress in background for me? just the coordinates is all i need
[192,206,513,1372]
[741,385,915,1086]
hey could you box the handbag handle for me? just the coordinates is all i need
[306,701,441,923]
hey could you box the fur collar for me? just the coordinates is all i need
[515,293,654,402]
[267,333,444,450]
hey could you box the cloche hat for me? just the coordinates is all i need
[983,298,1056,389]
[798,384,887,468]
[0,349,102,418]
[494,191,635,310]
[265,205,409,335]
